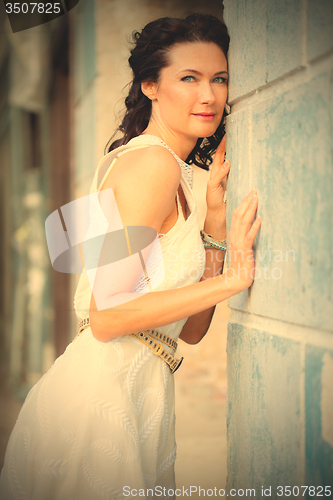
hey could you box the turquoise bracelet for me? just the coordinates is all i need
[200,229,227,252]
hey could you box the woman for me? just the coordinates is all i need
[0,13,261,500]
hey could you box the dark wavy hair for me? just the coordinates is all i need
[104,13,230,170]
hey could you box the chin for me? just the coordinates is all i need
[194,125,219,138]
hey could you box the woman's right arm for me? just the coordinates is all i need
[89,146,261,342]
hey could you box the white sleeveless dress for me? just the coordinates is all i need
[0,135,206,500]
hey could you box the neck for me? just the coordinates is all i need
[142,119,197,161]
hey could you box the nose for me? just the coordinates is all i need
[198,81,216,105]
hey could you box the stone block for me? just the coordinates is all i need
[266,0,303,82]
[305,344,333,487]
[307,0,333,62]
[227,70,333,331]
[224,0,303,102]
[226,323,302,491]
[224,0,267,101]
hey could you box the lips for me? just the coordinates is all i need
[192,112,215,120]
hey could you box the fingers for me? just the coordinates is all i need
[221,174,227,193]
[234,189,257,219]
[210,135,227,179]
[245,213,262,243]
[241,195,260,239]
[209,159,230,186]
[227,189,262,291]
[231,190,260,244]
[215,134,226,161]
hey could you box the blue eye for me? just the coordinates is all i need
[213,76,228,84]
[181,75,196,82]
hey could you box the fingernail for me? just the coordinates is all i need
[223,160,229,168]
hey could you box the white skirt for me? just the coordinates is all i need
[0,329,177,500]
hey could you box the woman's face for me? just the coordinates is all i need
[143,42,228,144]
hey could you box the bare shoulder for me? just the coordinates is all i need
[101,144,181,231]
[102,144,181,192]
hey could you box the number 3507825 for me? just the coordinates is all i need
[5,2,62,14]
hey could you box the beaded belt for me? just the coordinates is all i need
[74,317,183,374]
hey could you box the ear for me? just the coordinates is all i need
[141,80,158,100]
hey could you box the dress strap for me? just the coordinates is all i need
[96,144,154,193]
[175,189,185,222]
[95,135,194,194]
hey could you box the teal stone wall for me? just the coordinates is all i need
[224,0,333,495]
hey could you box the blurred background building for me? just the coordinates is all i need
[0,0,229,494]
[0,0,332,496]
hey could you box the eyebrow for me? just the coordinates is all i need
[177,69,229,76]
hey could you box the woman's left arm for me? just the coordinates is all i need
[179,136,230,344]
